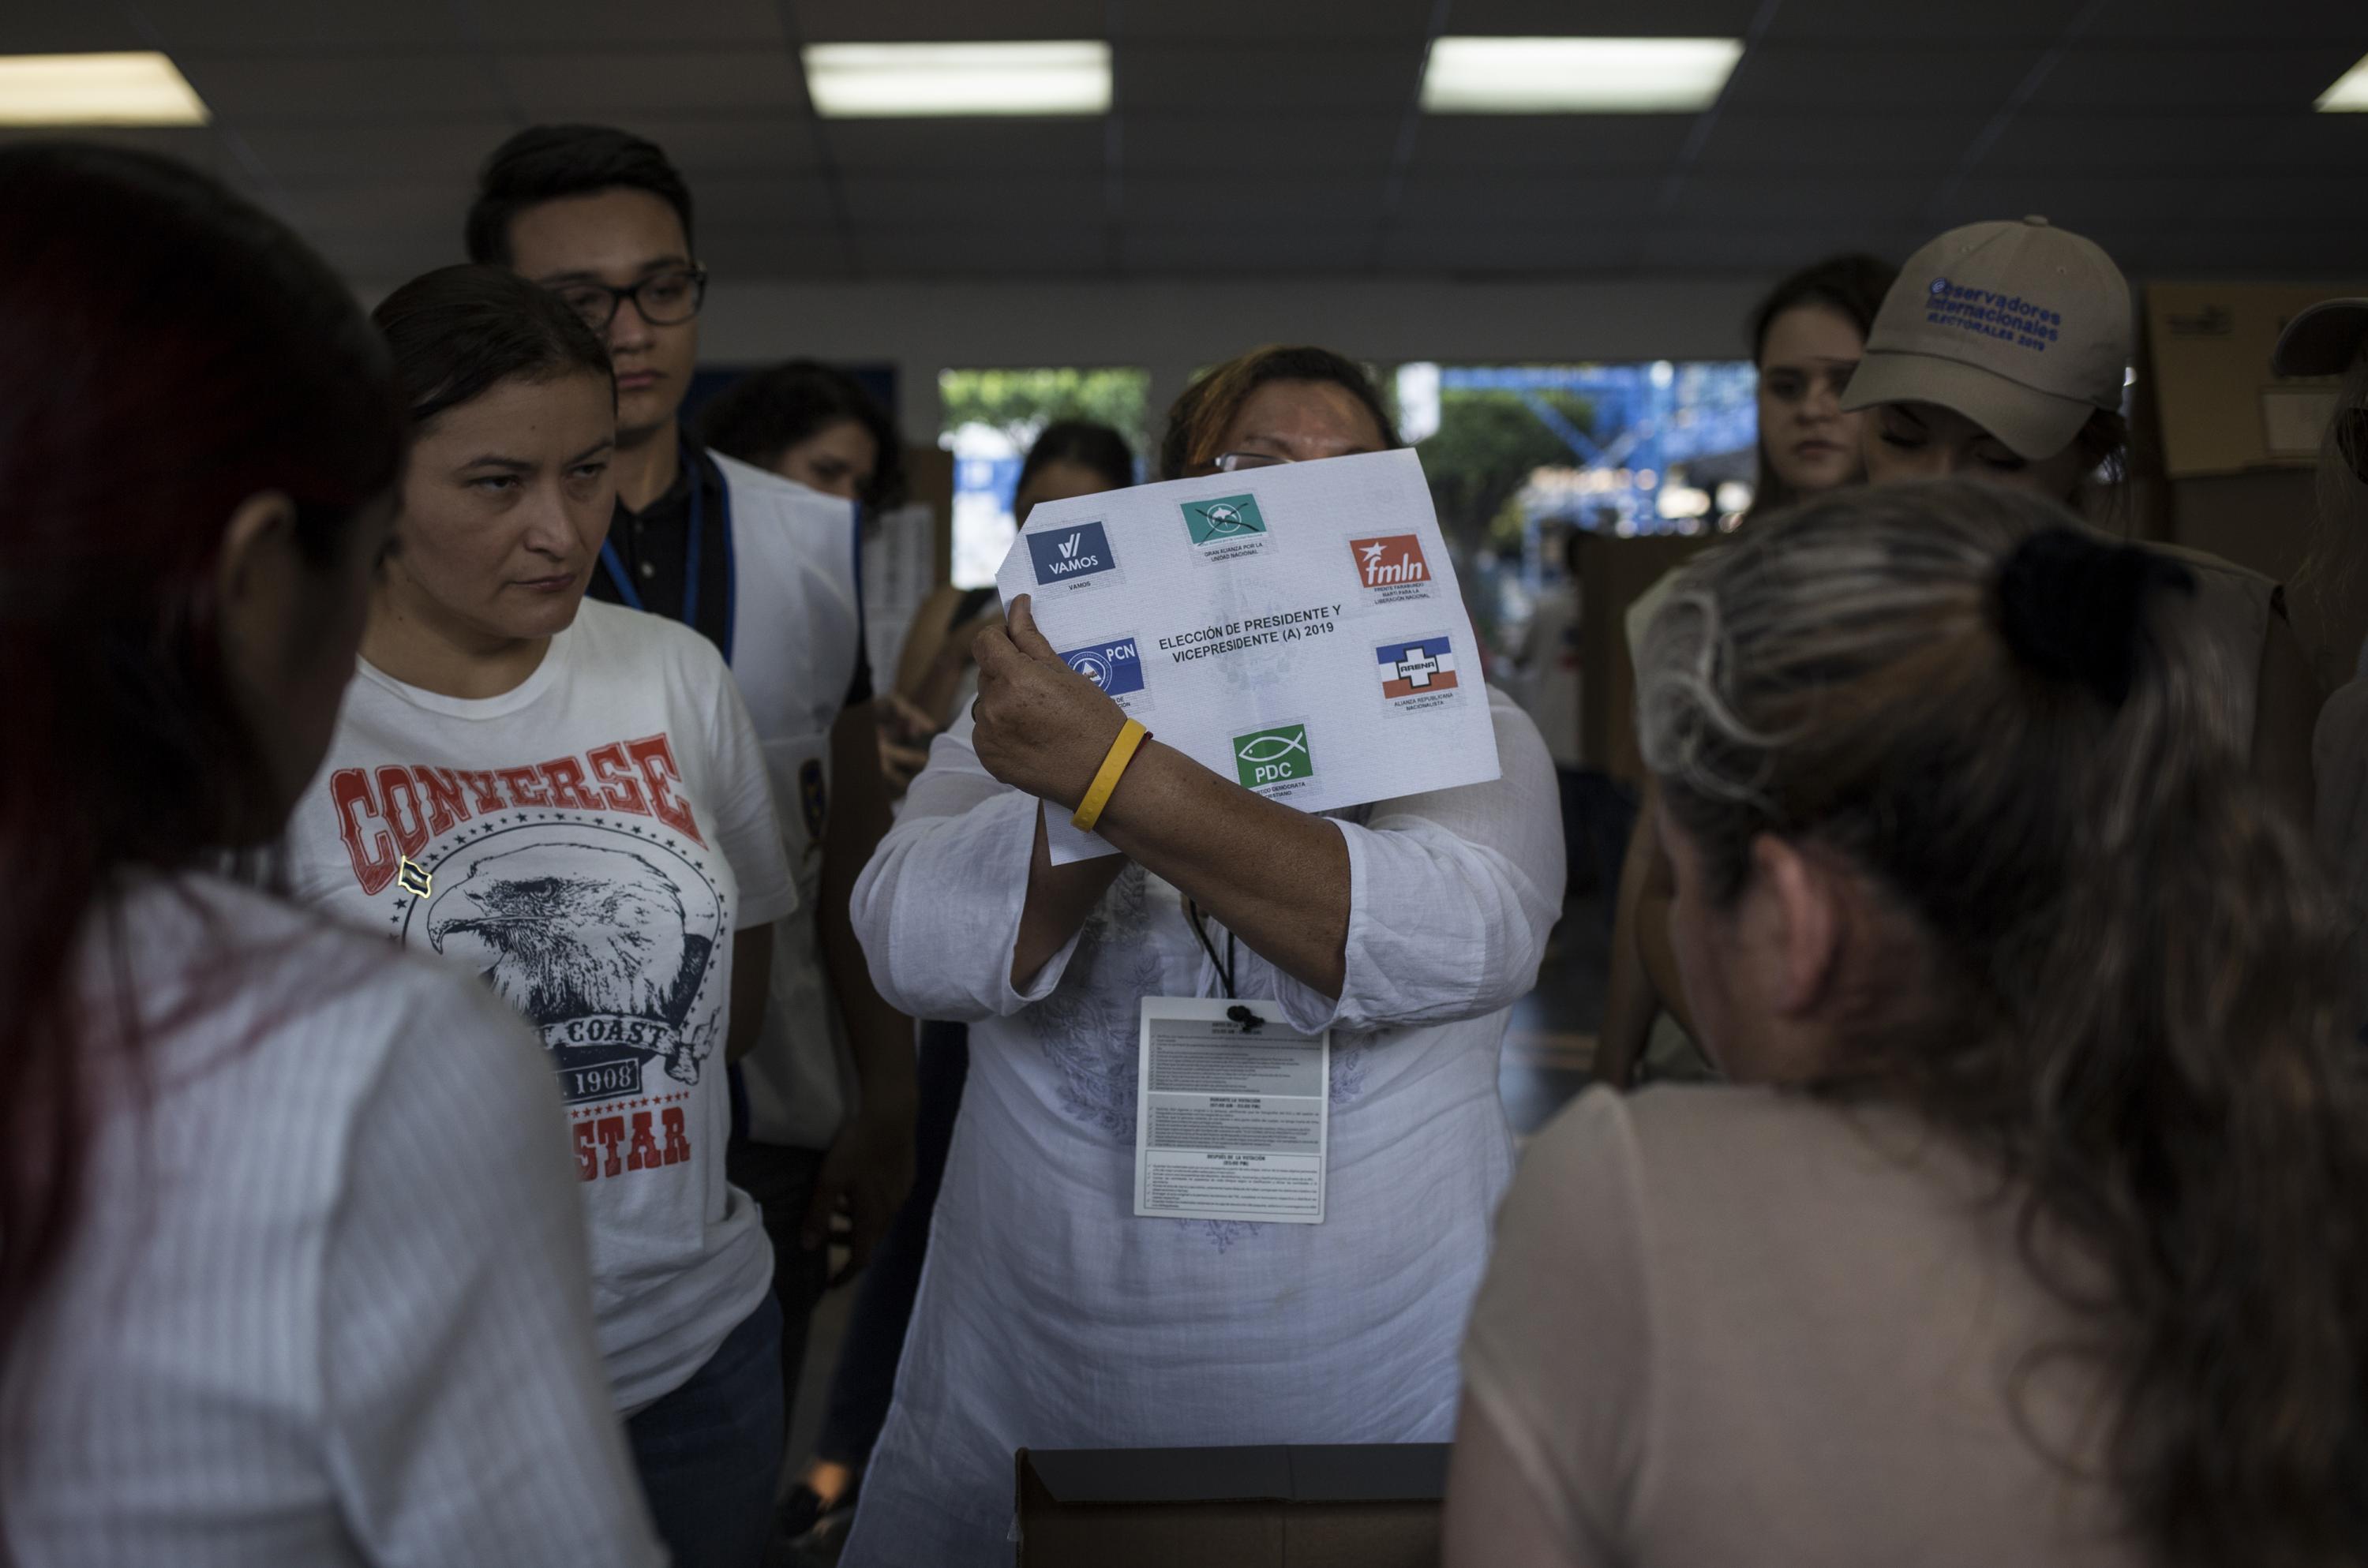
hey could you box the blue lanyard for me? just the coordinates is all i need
[600,439,737,663]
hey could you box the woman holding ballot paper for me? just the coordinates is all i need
[841,346,1564,1567]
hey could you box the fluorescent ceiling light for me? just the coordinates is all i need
[802,41,1110,118]
[0,52,208,126]
[1421,36,1743,114]
[2317,51,2368,111]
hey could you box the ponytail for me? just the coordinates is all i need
[1640,480,2368,1566]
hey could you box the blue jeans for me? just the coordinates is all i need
[626,1293,785,1568]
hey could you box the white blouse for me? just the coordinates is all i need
[840,684,1564,1567]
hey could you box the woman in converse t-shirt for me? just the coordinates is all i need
[284,266,796,1568]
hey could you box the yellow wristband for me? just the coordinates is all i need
[1072,718,1151,832]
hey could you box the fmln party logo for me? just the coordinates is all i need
[1182,493,1268,547]
[1235,722,1313,788]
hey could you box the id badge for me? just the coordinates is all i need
[1133,997,1328,1225]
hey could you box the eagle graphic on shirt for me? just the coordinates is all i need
[426,840,721,1092]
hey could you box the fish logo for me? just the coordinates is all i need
[1233,723,1313,788]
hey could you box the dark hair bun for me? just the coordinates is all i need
[1995,526,2195,706]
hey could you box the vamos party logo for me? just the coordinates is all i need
[1028,520,1118,586]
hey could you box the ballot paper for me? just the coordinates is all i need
[1135,997,1328,1224]
[995,447,1503,863]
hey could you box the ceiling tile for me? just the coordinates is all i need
[277,180,472,233]
[1447,0,1767,32]
[0,13,159,51]
[233,120,515,185]
[605,116,827,176]
[787,0,1107,43]
[1122,0,1432,39]
[304,224,471,285]
[496,49,809,118]
[466,0,785,48]
[2033,43,2366,110]
[1721,43,2047,110]
[850,223,1109,276]
[1122,175,1381,228]
[1662,173,1931,228]
[1377,225,1639,274]
[1396,174,1665,231]
[1120,43,1420,111]
[1632,224,1930,274]
[1122,224,1381,272]
[695,171,841,227]
[841,173,1105,227]
[1937,174,2356,233]
[695,223,850,279]
[1410,115,1696,172]
[825,118,1107,174]
[1122,112,1396,174]
[1688,112,1990,171]
[1975,114,2281,174]
[140,0,468,52]
[1759,0,2084,43]
[2086,0,2368,43]
[176,53,511,121]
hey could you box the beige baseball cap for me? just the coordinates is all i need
[1840,216,2130,460]
[2270,298,2368,377]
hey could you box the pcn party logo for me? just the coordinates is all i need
[1058,636,1145,697]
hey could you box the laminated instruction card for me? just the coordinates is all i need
[995,447,1503,863]
[1135,998,1328,1224]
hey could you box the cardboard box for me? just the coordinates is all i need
[1576,533,1718,788]
[2143,281,2368,480]
[1014,1443,1449,1568]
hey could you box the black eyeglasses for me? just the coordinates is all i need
[549,268,708,331]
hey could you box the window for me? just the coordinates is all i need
[939,367,1149,587]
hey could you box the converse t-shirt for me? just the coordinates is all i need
[285,598,798,1412]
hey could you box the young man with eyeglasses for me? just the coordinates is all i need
[466,126,916,1537]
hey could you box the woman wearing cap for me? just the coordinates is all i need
[1838,216,2319,814]
[1598,253,1897,1088]
[2274,298,2368,1027]
[838,346,1564,1568]
[1444,479,2368,1567]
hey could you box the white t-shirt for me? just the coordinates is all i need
[3,872,665,1567]
[284,598,798,1412]
[1519,583,1583,769]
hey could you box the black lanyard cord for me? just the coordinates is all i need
[1183,896,1263,1031]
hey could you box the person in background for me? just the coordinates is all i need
[774,417,1139,1551]
[837,345,1564,1567]
[466,127,917,1473]
[1842,218,2317,814]
[1511,527,1631,914]
[695,357,907,512]
[1598,253,1894,1087]
[282,264,797,1568]
[0,147,663,1566]
[877,419,1139,791]
[1446,481,2368,1566]
[2274,298,2368,1031]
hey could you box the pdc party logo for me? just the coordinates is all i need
[1234,723,1313,788]
[1058,636,1145,697]
[1028,520,1117,585]
[1182,493,1268,546]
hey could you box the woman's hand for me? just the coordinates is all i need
[971,593,1129,810]
[875,690,938,791]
